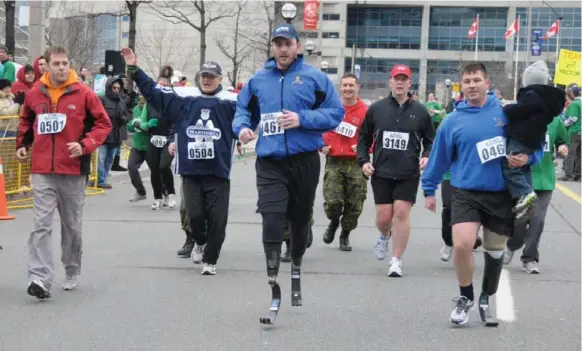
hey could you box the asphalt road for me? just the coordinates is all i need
[0,155,580,351]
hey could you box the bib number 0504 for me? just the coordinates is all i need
[187,141,215,160]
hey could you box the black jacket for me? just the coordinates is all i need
[145,104,173,137]
[100,77,129,145]
[503,85,566,149]
[356,94,435,179]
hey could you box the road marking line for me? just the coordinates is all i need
[496,268,516,322]
[555,183,582,204]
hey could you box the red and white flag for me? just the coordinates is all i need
[504,19,519,39]
[468,18,479,39]
[543,20,559,39]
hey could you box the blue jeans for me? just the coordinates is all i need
[502,138,534,199]
[98,144,118,185]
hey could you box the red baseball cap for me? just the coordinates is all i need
[391,64,411,79]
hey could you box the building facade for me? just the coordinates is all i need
[291,1,581,100]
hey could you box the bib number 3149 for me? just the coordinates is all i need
[37,113,67,135]
[382,131,409,150]
[188,141,215,160]
[476,136,506,163]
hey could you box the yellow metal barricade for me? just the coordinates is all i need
[0,115,105,210]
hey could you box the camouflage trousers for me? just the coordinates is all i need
[323,156,367,232]
[283,215,315,242]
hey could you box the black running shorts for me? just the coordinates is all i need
[371,175,419,205]
[451,188,515,236]
[255,151,320,223]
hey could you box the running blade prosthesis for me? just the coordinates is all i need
[260,278,282,325]
[291,265,302,306]
[479,294,499,327]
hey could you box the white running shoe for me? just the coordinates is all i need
[522,261,540,274]
[388,257,403,277]
[374,233,390,260]
[151,199,162,210]
[439,245,453,262]
[450,296,474,325]
[163,194,176,209]
[191,244,205,264]
[503,249,514,265]
[201,263,217,275]
[62,275,80,291]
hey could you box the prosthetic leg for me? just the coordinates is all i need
[260,244,282,325]
[479,250,504,327]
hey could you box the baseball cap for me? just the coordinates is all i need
[271,24,299,41]
[199,61,222,76]
[391,64,412,79]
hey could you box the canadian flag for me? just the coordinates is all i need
[543,20,559,39]
[468,18,479,39]
[504,19,519,39]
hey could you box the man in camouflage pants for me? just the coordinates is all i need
[281,216,314,262]
[321,73,369,251]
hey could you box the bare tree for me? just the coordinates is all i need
[136,25,197,78]
[240,0,277,65]
[148,0,234,68]
[214,0,251,86]
[46,15,101,70]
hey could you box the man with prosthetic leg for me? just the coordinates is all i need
[422,62,543,326]
[234,24,343,325]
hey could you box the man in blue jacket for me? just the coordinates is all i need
[121,48,237,276]
[421,62,543,327]
[233,24,344,324]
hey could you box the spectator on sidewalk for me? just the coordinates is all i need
[0,79,21,137]
[127,94,150,202]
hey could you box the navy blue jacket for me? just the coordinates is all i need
[233,55,344,159]
[133,68,237,179]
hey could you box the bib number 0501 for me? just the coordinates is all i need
[37,113,67,135]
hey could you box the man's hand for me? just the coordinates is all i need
[351,144,357,152]
[419,157,428,170]
[239,128,257,144]
[120,48,137,66]
[16,147,27,161]
[507,153,529,168]
[424,196,437,212]
[67,142,83,158]
[236,142,243,156]
[278,109,300,129]
[168,142,176,156]
[320,146,330,155]
[558,144,568,157]
[362,162,375,177]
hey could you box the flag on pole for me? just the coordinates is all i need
[504,19,519,39]
[468,18,479,39]
[543,20,559,39]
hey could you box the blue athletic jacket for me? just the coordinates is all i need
[232,55,344,159]
[421,93,544,196]
[132,67,237,179]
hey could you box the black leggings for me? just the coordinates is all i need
[441,180,453,246]
[146,142,175,199]
[262,212,310,263]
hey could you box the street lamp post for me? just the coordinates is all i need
[281,3,297,24]
[320,60,329,74]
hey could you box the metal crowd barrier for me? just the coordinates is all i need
[0,115,105,210]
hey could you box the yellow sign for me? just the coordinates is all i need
[452,83,461,92]
[554,49,582,86]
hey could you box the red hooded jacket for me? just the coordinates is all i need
[323,99,368,158]
[11,65,35,95]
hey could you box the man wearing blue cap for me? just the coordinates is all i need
[233,23,344,325]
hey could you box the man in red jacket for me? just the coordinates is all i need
[320,73,369,251]
[16,46,112,300]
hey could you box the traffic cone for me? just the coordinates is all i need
[0,156,16,220]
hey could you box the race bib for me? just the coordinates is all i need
[382,131,409,150]
[543,133,550,152]
[476,136,506,163]
[261,112,284,137]
[335,122,357,138]
[37,113,66,135]
[150,135,167,148]
[187,141,215,160]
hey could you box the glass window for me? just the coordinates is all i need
[322,67,339,74]
[346,6,423,50]
[428,7,508,52]
[323,13,340,21]
[515,7,581,52]
[322,32,340,39]
[345,58,420,91]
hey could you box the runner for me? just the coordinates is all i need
[127,94,149,202]
[421,62,543,326]
[121,48,237,275]
[504,115,569,273]
[356,64,435,277]
[321,73,368,251]
[233,23,344,324]
[16,46,111,299]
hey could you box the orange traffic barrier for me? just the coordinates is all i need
[0,156,16,220]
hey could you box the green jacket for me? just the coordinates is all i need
[531,117,569,191]
[425,101,444,123]
[127,105,149,151]
[1,60,16,83]
[563,98,581,136]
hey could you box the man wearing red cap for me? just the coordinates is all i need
[356,64,435,277]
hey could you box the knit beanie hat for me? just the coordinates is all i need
[522,61,550,87]
[0,78,11,90]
